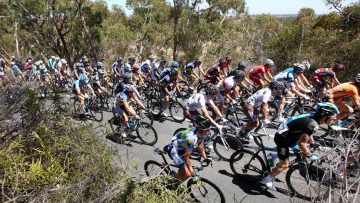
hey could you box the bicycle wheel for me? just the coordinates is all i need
[89,103,103,122]
[213,135,244,161]
[136,122,158,145]
[286,164,331,201]
[147,97,161,115]
[178,80,191,99]
[229,149,266,178]
[187,177,225,203]
[144,160,170,177]
[169,101,185,122]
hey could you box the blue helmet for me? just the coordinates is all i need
[315,102,339,117]
[171,61,179,68]
[79,73,89,84]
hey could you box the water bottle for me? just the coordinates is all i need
[267,153,275,168]
[127,122,134,129]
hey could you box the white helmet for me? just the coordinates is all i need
[264,59,274,66]
[60,59,67,64]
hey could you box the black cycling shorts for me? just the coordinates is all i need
[274,133,290,161]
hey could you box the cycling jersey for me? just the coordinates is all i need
[250,65,270,77]
[47,59,55,69]
[273,68,297,88]
[114,81,132,95]
[151,62,162,80]
[111,61,122,75]
[277,113,319,146]
[205,66,220,77]
[183,61,198,76]
[185,93,210,111]
[217,76,237,92]
[10,64,22,75]
[328,82,359,102]
[246,87,272,107]
[311,68,336,87]
[72,80,86,93]
[159,68,176,85]
[141,60,154,74]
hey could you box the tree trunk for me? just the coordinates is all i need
[14,21,20,58]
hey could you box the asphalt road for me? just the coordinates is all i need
[83,96,308,203]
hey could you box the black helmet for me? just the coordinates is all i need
[205,84,218,95]
[194,59,202,66]
[233,70,246,79]
[355,73,360,84]
[293,63,305,73]
[195,116,212,130]
[269,81,285,91]
[237,61,247,70]
[315,102,339,117]
[159,58,166,66]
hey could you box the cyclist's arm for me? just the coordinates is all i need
[294,79,308,93]
[197,140,206,160]
[123,101,136,116]
[300,74,310,86]
[173,81,180,93]
[298,133,312,157]
[290,83,307,98]
[239,81,249,89]
[201,107,218,126]
[244,77,254,86]
[183,149,196,175]
[86,84,95,94]
[134,95,145,109]
[334,77,341,86]
[208,99,224,118]
[162,84,171,95]
[223,89,233,101]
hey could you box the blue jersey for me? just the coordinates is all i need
[273,67,297,87]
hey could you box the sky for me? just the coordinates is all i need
[105,0,358,15]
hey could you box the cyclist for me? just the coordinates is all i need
[185,84,225,129]
[58,59,70,81]
[47,56,56,70]
[0,58,7,88]
[121,63,132,77]
[237,81,287,138]
[112,84,140,137]
[183,59,202,89]
[217,58,228,76]
[10,61,24,79]
[73,62,85,80]
[249,59,274,88]
[228,61,254,87]
[311,63,345,98]
[35,60,52,82]
[222,56,232,76]
[164,116,212,181]
[114,73,145,109]
[273,63,311,122]
[263,102,339,191]
[131,64,145,85]
[72,73,95,116]
[326,73,360,121]
[141,54,156,76]
[216,70,247,112]
[204,64,221,84]
[152,58,166,81]
[158,61,180,117]
[111,57,123,79]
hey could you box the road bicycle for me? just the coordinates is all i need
[108,113,157,146]
[144,147,225,203]
[173,125,244,161]
[72,94,103,121]
[229,133,332,201]
[147,92,185,122]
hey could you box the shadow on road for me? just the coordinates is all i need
[105,134,144,147]
[218,169,278,198]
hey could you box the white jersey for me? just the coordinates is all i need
[185,93,209,111]
[217,76,236,92]
[246,87,272,107]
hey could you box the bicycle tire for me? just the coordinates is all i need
[90,103,103,122]
[187,177,225,203]
[178,80,191,99]
[290,105,314,117]
[144,160,170,177]
[169,101,185,122]
[136,122,158,145]
[146,96,161,115]
[286,163,331,201]
[229,149,266,179]
[213,135,244,161]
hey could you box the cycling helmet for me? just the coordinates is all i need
[315,102,339,117]
[79,73,89,84]
[39,60,44,65]
[128,57,135,63]
[293,63,305,73]
[194,116,212,130]
[96,61,103,68]
[333,63,345,72]
[237,61,247,70]
[55,57,60,61]
[225,56,232,64]
[98,69,105,75]
[132,64,140,71]
[123,72,132,79]
[51,56,55,60]
[264,59,274,67]
[35,61,41,66]
[355,73,360,84]
[301,60,311,71]
[149,54,156,59]
[205,84,218,95]
[123,84,134,92]
[269,81,285,91]
[60,59,67,65]
[232,70,246,79]
[194,59,202,66]
[159,58,166,66]
[123,63,132,71]
[171,61,179,68]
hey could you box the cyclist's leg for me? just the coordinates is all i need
[243,104,259,130]
[335,99,353,121]
[271,134,290,177]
